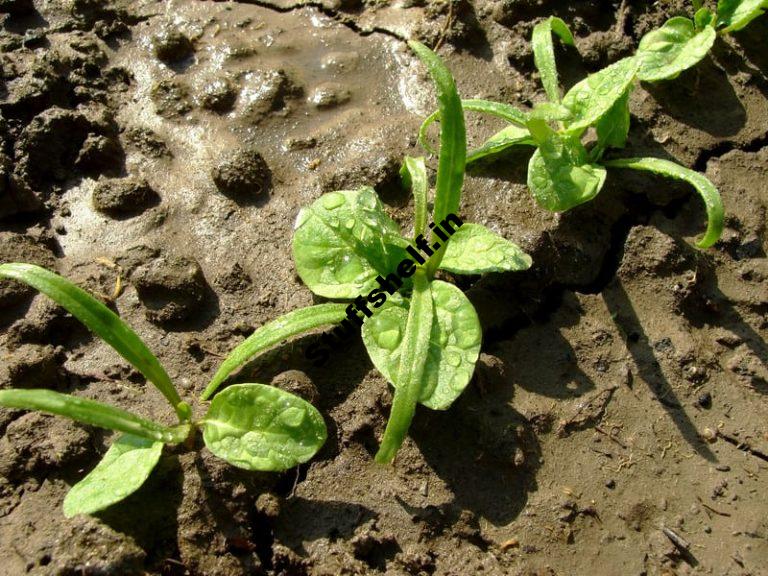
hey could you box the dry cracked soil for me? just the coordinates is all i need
[0,1,767,575]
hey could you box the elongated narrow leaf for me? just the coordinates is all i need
[408,42,466,233]
[604,157,724,248]
[532,16,575,103]
[419,99,529,155]
[0,388,190,443]
[717,0,768,32]
[439,223,532,274]
[636,17,716,82]
[375,270,434,464]
[595,88,632,151]
[362,280,481,412]
[202,383,327,471]
[0,263,185,418]
[562,57,639,134]
[527,119,607,212]
[202,303,349,400]
[64,434,163,517]
[402,156,428,237]
[292,188,407,299]
[467,125,535,164]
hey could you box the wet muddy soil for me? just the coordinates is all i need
[1,1,767,575]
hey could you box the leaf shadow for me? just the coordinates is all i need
[640,53,746,138]
[411,378,542,526]
[601,278,717,461]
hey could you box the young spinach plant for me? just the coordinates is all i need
[200,41,532,463]
[634,0,766,83]
[420,17,724,249]
[0,263,327,517]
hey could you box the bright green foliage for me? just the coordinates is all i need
[292,188,407,299]
[439,223,532,274]
[373,270,434,463]
[202,303,349,400]
[0,389,190,444]
[64,434,163,517]
[532,16,575,103]
[561,57,639,134]
[362,280,481,411]
[603,157,724,248]
[208,42,532,463]
[0,263,187,419]
[418,15,724,249]
[636,17,716,82]
[202,384,327,471]
[595,89,631,152]
[527,119,608,211]
[0,266,329,517]
[717,0,768,31]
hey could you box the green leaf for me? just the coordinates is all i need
[401,156,428,237]
[595,87,632,151]
[636,17,716,82]
[532,16,575,103]
[408,41,467,276]
[0,263,186,419]
[201,303,349,400]
[362,279,481,412]
[0,388,190,444]
[292,188,406,299]
[375,269,434,463]
[603,157,724,248]
[562,57,639,134]
[419,100,529,156]
[717,0,768,32]
[63,434,163,517]
[695,7,715,29]
[466,125,535,164]
[439,223,532,274]
[202,383,327,471]
[527,119,608,212]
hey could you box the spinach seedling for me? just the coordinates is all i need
[635,0,766,83]
[0,263,327,517]
[419,16,724,249]
[201,41,532,463]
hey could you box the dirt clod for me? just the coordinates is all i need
[211,145,271,200]
[152,26,194,63]
[131,253,210,325]
[92,176,159,217]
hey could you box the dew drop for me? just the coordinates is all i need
[444,350,461,367]
[321,192,345,209]
[376,327,402,350]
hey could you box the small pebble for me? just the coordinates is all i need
[605,479,616,489]
[308,82,351,108]
[696,391,712,409]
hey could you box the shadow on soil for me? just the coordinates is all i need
[602,278,717,462]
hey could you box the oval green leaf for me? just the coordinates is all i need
[0,263,184,417]
[603,157,724,248]
[595,87,631,151]
[637,17,716,82]
[292,188,405,299]
[362,280,481,411]
[562,57,639,134]
[526,122,608,212]
[202,383,327,471]
[439,223,532,275]
[717,0,768,32]
[63,434,163,517]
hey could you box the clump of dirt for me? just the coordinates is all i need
[1,0,767,575]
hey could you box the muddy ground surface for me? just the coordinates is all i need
[1,0,767,574]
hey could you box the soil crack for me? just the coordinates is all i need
[209,0,408,42]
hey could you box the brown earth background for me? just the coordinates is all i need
[1,0,767,575]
